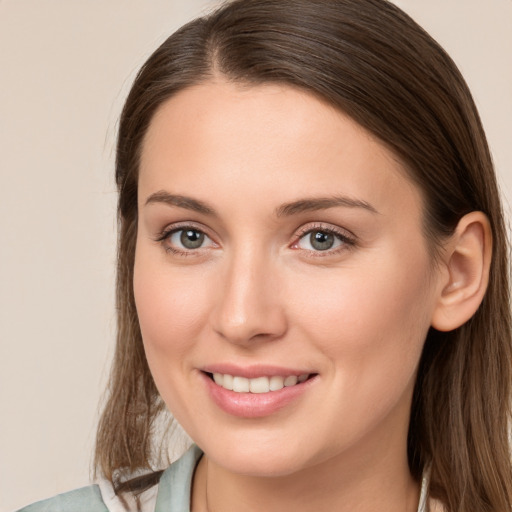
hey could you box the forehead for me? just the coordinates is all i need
[139,80,423,221]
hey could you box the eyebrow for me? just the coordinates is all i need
[144,191,378,217]
[145,191,216,216]
[276,196,379,217]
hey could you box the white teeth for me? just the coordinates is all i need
[284,375,298,387]
[269,376,284,391]
[249,376,270,393]
[223,374,234,390]
[211,373,310,393]
[233,376,250,392]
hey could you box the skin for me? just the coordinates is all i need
[134,80,454,511]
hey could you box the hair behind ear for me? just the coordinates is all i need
[409,208,512,511]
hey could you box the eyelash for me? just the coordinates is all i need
[292,223,356,256]
[154,222,356,257]
[154,222,215,256]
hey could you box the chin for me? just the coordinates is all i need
[197,433,320,477]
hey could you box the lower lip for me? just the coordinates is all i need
[200,372,316,418]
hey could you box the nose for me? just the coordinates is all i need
[210,249,288,345]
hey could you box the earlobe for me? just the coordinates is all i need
[431,211,492,332]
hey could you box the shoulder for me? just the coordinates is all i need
[15,445,203,512]
[16,485,108,512]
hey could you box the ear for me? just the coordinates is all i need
[431,211,492,332]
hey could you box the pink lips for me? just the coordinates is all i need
[199,364,316,418]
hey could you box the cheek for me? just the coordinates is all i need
[133,247,209,363]
[133,246,216,422]
[290,246,434,382]
[285,251,434,446]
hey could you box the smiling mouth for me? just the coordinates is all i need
[205,372,316,394]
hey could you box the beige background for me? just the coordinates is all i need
[1,1,511,510]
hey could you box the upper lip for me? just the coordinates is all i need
[201,363,315,379]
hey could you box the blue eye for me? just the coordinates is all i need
[171,229,207,249]
[157,227,215,253]
[296,229,349,252]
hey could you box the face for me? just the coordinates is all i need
[134,80,443,477]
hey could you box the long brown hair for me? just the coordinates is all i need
[95,1,512,509]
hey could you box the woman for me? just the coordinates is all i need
[19,0,512,511]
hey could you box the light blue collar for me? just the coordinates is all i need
[155,444,203,512]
